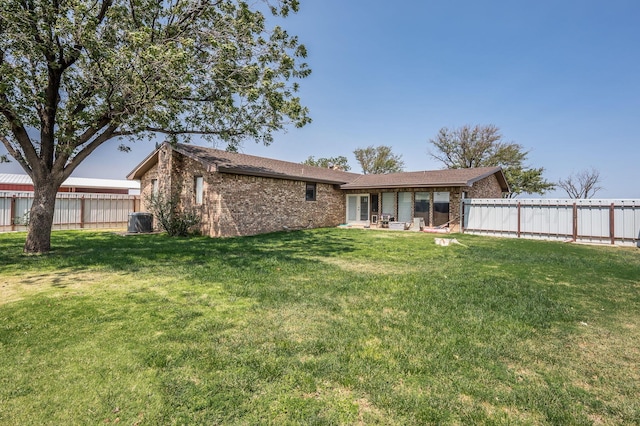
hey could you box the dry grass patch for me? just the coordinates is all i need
[0,270,116,305]
[0,268,191,307]
[303,381,388,425]
[312,256,421,275]
[567,315,640,403]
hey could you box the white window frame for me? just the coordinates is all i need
[194,176,204,205]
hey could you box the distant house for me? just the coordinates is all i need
[127,143,508,237]
[0,173,140,195]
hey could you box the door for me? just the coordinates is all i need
[346,194,370,224]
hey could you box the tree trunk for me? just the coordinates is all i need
[24,180,58,254]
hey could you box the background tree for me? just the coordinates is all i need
[0,0,310,253]
[557,168,603,199]
[302,155,351,171]
[429,124,555,197]
[353,145,404,174]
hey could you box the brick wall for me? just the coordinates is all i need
[466,174,503,198]
[199,173,345,237]
[141,145,345,237]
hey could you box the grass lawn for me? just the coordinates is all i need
[1,229,639,425]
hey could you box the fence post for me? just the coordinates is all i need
[10,195,16,231]
[572,203,578,242]
[609,203,615,245]
[80,196,85,229]
[517,202,521,238]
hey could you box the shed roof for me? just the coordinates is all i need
[0,173,140,190]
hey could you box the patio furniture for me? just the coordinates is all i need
[379,213,394,228]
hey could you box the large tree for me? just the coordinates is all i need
[353,145,404,174]
[302,155,351,171]
[557,168,603,199]
[0,0,310,253]
[429,124,555,197]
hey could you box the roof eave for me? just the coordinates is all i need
[463,167,510,193]
[126,149,160,180]
[493,169,510,193]
[219,166,352,185]
[173,144,219,173]
[341,182,469,190]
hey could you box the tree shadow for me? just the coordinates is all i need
[0,229,361,274]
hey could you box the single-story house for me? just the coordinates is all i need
[127,143,509,237]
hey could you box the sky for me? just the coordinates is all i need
[2,0,639,198]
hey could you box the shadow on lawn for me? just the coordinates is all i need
[0,229,360,273]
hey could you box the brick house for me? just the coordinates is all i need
[127,143,509,237]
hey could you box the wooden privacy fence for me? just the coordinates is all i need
[0,192,141,232]
[461,199,640,247]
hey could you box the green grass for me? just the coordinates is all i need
[1,229,639,425]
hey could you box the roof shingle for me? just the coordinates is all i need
[340,167,507,190]
[175,143,360,184]
[127,143,509,192]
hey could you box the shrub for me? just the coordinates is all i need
[146,192,200,237]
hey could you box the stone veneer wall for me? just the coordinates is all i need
[465,174,503,198]
[201,174,345,237]
[138,145,177,230]
[138,164,155,213]
[140,145,346,237]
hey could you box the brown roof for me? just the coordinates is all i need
[127,143,360,184]
[127,143,509,192]
[340,167,509,191]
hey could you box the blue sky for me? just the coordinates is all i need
[2,0,639,198]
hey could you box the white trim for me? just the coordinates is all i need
[346,193,370,225]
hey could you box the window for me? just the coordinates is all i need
[305,183,316,201]
[381,192,395,217]
[151,179,158,195]
[194,176,204,204]
[398,192,412,222]
[414,192,430,223]
[433,192,450,226]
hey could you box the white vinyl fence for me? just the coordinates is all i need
[1,192,141,232]
[462,199,640,247]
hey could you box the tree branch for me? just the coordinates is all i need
[0,135,32,176]
[59,124,119,179]
[55,115,113,168]
[0,96,39,171]
[97,0,113,23]
[140,127,245,137]
[71,116,113,149]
